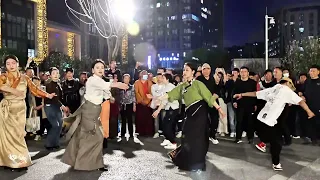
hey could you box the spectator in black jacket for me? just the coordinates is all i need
[302,65,320,145]
[62,68,82,114]
[296,73,308,139]
[225,68,239,138]
[197,63,220,145]
[233,66,257,144]
[105,60,122,81]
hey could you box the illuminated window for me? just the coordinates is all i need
[192,15,199,21]
[201,13,207,19]
[201,0,203,4]
[156,3,161,8]
[166,2,170,6]
[147,56,152,69]
[171,15,177,20]
[28,49,35,58]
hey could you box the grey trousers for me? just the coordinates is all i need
[61,100,104,171]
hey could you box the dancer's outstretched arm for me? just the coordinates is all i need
[233,92,257,99]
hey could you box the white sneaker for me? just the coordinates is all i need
[34,135,41,141]
[209,138,219,145]
[220,133,225,137]
[254,132,258,137]
[160,139,171,146]
[117,137,122,142]
[153,133,159,138]
[273,163,283,171]
[242,132,247,138]
[292,136,300,139]
[230,132,236,138]
[164,143,177,150]
[176,131,182,138]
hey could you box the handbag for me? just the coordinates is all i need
[26,107,40,133]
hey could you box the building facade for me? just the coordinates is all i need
[0,0,107,67]
[227,42,264,59]
[0,0,48,65]
[47,21,81,58]
[130,0,224,69]
[269,3,320,58]
[232,58,281,74]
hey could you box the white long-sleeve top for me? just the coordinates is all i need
[161,83,179,110]
[84,75,111,105]
[150,83,165,109]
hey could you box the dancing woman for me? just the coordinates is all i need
[233,77,315,171]
[159,62,225,171]
[61,60,128,171]
[0,55,55,171]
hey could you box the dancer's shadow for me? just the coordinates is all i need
[0,167,27,180]
[175,161,235,180]
[210,139,319,178]
[52,167,102,180]
[104,137,143,159]
[31,151,50,161]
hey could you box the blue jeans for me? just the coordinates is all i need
[44,104,63,147]
[227,102,236,133]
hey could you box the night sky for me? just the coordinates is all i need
[224,0,318,47]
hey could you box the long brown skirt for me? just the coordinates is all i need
[61,100,104,171]
[135,104,154,136]
[0,99,32,168]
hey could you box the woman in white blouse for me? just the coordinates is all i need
[152,73,180,150]
[61,60,128,171]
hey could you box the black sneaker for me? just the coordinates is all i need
[272,164,283,171]
[4,167,28,172]
[98,167,108,171]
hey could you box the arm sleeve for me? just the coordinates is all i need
[256,87,273,100]
[161,84,175,106]
[0,75,6,87]
[197,81,217,108]
[132,87,136,104]
[232,80,239,103]
[91,77,111,92]
[134,81,143,104]
[167,84,182,102]
[26,75,48,98]
[285,88,303,105]
[151,85,156,96]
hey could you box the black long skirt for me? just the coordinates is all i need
[169,101,209,171]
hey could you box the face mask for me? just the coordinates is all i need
[283,73,289,78]
[142,75,148,80]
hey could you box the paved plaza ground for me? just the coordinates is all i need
[1,137,320,180]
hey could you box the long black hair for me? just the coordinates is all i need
[91,59,106,69]
[4,55,19,64]
[163,73,173,83]
[184,62,197,76]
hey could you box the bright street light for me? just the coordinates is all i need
[265,14,275,70]
[113,0,136,23]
